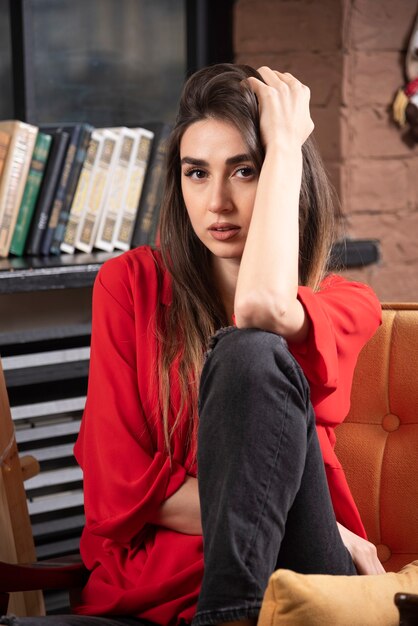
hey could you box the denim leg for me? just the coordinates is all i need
[193,327,355,626]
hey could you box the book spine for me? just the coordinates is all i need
[0,131,11,181]
[94,128,137,252]
[0,124,38,257]
[131,124,171,248]
[60,132,102,254]
[50,124,93,255]
[9,133,52,256]
[41,125,81,255]
[25,131,70,256]
[74,131,119,253]
[113,129,154,251]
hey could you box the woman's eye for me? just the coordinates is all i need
[236,166,255,178]
[185,168,206,179]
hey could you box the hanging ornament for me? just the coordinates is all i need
[392,12,418,141]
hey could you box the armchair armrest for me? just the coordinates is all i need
[0,556,88,593]
[0,556,88,616]
[395,592,418,625]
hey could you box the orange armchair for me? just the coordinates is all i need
[335,303,418,572]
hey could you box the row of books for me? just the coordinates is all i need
[0,119,172,258]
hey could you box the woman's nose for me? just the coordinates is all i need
[208,180,233,213]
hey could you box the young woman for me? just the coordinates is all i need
[1,64,384,626]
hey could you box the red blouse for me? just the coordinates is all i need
[73,246,381,625]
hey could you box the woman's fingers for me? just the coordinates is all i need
[273,70,302,87]
[353,541,387,575]
[257,67,307,91]
[337,522,386,575]
[246,66,314,146]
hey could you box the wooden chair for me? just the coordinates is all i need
[0,356,87,617]
[0,355,44,616]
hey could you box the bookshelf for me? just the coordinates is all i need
[0,240,381,295]
[0,251,121,294]
[0,0,234,290]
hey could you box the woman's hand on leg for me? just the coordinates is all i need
[337,522,386,574]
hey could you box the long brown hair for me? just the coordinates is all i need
[157,63,339,457]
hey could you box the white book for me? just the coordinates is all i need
[94,127,137,252]
[0,120,38,257]
[60,131,103,254]
[112,127,154,251]
[74,129,120,254]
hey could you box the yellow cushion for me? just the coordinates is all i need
[258,561,418,626]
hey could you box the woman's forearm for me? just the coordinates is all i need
[150,474,202,535]
[234,70,312,343]
[234,143,307,341]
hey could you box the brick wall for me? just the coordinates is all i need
[234,0,418,301]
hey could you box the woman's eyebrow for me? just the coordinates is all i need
[225,154,252,165]
[180,154,252,167]
[181,157,209,166]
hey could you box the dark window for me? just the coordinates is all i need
[10,0,188,126]
[7,0,234,126]
[0,0,14,119]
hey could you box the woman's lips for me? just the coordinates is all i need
[208,223,240,241]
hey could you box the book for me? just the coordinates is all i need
[112,127,154,251]
[40,124,83,255]
[94,127,138,252]
[74,128,120,253]
[9,132,52,256]
[130,122,171,248]
[50,123,93,255]
[0,120,38,258]
[0,130,11,181]
[60,131,103,254]
[25,129,70,256]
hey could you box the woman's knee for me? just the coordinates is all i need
[202,326,302,390]
[198,327,311,438]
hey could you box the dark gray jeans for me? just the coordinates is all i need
[192,327,355,626]
[1,327,355,626]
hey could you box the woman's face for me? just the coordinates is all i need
[180,118,258,263]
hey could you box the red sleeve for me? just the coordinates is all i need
[287,276,382,537]
[73,256,186,545]
[289,274,382,417]
[288,275,381,537]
